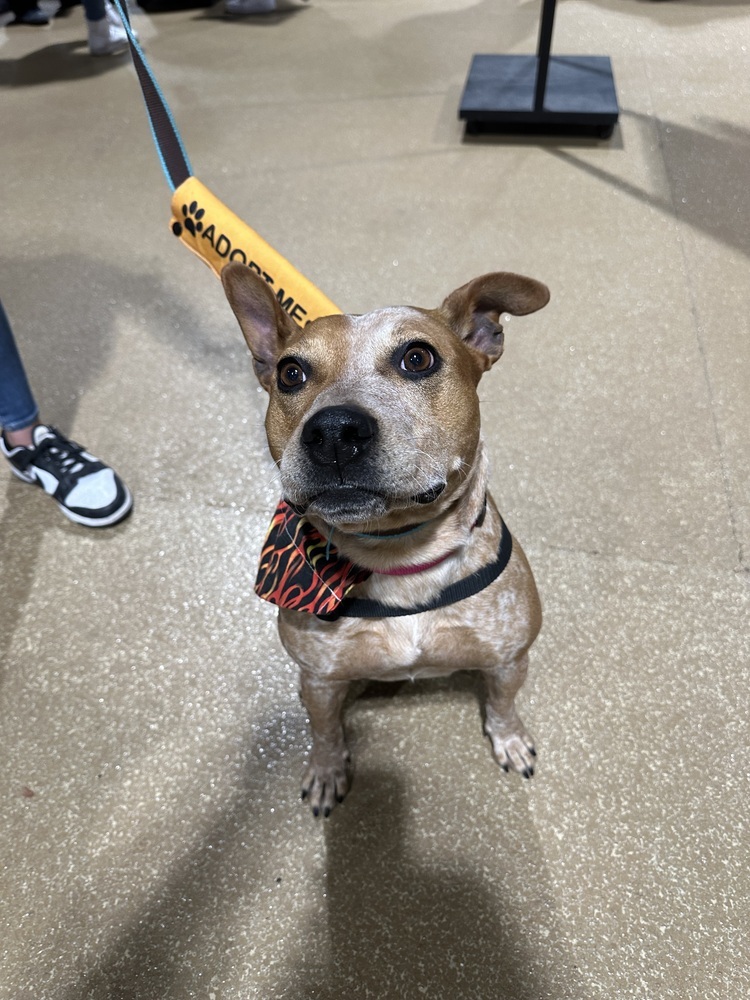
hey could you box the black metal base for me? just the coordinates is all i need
[459,54,619,138]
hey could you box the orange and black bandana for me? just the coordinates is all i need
[255,500,371,616]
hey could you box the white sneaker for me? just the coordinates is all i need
[87,2,131,56]
[225,0,276,15]
[1,425,132,528]
[106,0,137,35]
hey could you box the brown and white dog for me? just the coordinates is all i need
[222,263,550,816]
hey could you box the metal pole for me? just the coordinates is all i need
[534,0,557,111]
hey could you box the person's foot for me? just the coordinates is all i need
[11,5,50,24]
[225,0,276,16]
[1,424,133,527]
[87,2,131,56]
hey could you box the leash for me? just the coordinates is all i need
[112,9,516,617]
[111,1,341,325]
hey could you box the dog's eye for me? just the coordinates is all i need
[399,342,437,376]
[277,358,307,392]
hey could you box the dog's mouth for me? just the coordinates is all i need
[292,482,446,525]
[303,487,387,523]
[413,483,445,505]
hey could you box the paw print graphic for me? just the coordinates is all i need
[173,201,205,238]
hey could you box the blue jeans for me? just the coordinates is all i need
[0,300,39,433]
[84,0,108,20]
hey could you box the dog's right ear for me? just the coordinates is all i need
[221,262,299,391]
[439,272,550,370]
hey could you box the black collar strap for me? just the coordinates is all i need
[317,516,512,621]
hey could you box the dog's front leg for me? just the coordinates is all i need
[483,654,537,779]
[299,671,351,817]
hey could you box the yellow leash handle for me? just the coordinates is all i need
[111,0,340,328]
[170,178,342,326]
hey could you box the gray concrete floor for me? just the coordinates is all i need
[1,1,749,997]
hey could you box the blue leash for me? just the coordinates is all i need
[110,0,193,191]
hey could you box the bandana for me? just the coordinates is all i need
[254,497,512,620]
[255,500,371,616]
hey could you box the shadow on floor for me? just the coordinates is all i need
[578,0,750,25]
[0,40,131,88]
[55,709,314,999]
[0,252,218,684]
[550,111,750,259]
[621,0,750,20]
[49,677,583,998]
[0,255,126,682]
[319,769,580,1000]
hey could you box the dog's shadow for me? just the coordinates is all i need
[282,675,577,999]
[46,685,581,999]
[318,760,572,1000]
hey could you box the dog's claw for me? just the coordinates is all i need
[484,712,537,779]
[301,758,350,817]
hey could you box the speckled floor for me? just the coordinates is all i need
[1,1,748,997]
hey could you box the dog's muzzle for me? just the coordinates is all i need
[295,404,446,521]
[301,405,377,473]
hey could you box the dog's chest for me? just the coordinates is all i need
[366,617,497,681]
[283,610,503,683]
[382,615,506,678]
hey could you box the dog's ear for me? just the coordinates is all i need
[440,272,550,368]
[221,262,299,391]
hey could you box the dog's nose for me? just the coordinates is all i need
[301,405,377,471]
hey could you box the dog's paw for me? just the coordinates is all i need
[484,712,537,779]
[301,758,350,817]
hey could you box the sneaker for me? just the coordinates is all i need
[87,2,130,56]
[105,0,135,31]
[1,425,133,527]
[225,0,276,15]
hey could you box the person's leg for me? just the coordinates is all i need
[81,0,105,20]
[0,299,40,441]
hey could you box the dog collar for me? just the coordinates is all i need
[372,551,456,577]
[368,497,487,578]
[322,517,511,620]
[254,497,509,620]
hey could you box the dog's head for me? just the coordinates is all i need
[222,265,549,530]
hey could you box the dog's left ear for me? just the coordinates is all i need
[440,272,550,368]
[221,261,300,391]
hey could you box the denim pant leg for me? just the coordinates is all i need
[82,0,107,20]
[0,300,39,433]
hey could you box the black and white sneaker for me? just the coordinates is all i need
[1,425,133,527]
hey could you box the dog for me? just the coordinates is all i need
[222,263,550,816]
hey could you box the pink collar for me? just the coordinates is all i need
[372,549,457,577]
[370,496,487,577]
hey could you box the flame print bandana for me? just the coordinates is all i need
[255,500,372,616]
